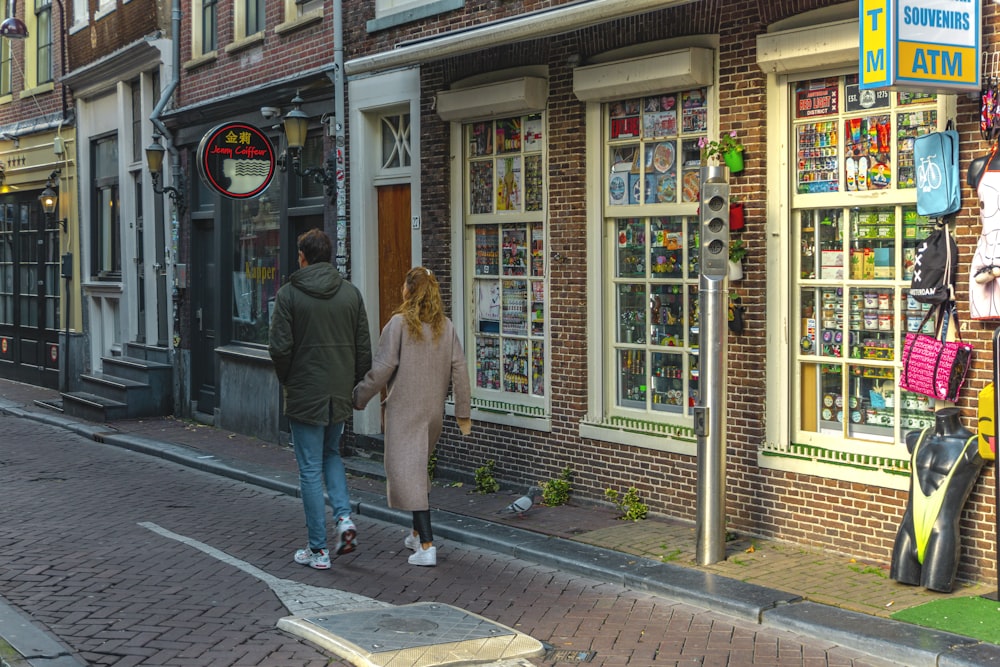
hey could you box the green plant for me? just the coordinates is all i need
[729,237,747,263]
[605,486,648,521]
[474,459,500,494]
[427,452,437,481]
[540,466,572,506]
[698,130,744,161]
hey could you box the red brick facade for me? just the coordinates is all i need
[345,0,1000,586]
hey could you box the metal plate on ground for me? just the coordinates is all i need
[278,601,545,667]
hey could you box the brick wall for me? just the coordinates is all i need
[391,0,1000,584]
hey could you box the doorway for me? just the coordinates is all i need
[376,183,411,329]
[0,199,61,388]
[190,219,217,412]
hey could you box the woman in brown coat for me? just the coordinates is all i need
[353,267,472,566]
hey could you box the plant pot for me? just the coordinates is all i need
[724,149,744,174]
[729,202,745,231]
[729,260,743,282]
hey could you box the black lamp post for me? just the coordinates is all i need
[145,132,186,214]
[281,92,337,198]
[38,176,70,392]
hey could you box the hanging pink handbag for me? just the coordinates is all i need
[900,302,974,402]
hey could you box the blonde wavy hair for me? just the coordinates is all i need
[395,266,444,341]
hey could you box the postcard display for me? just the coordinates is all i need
[470,115,546,398]
[607,90,708,414]
[794,77,940,441]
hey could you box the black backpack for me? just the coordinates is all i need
[910,221,957,304]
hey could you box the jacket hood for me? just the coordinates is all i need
[290,262,342,299]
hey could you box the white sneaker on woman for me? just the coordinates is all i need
[404,533,420,551]
[408,545,437,566]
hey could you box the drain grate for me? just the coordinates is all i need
[544,649,596,663]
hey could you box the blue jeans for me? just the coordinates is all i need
[289,418,351,550]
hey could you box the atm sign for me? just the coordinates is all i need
[860,0,980,92]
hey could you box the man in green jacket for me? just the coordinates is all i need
[269,228,372,570]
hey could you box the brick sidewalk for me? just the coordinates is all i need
[0,378,992,621]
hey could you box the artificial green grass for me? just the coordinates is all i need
[891,596,1000,644]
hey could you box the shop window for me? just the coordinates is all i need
[232,185,281,345]
[465,114,547,411]
[0,204,12,324]
[791,74,943,451]
[605,89,707,423]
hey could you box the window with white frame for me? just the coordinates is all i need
[71,0,86,30]
[786,73,948,458]
[381,113,411,169]
[34,0,51,84]
[603,88,708,423]
[0,22,10,96]
[192,0,217,58]
[465,114,548,413]
[92,135,121,278]
[283,0,321,21]
[235,0,265,40]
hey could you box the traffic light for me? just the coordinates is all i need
[699,167,730,279]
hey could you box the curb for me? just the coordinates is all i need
[4,400,1000,666]
[0,598,86,667]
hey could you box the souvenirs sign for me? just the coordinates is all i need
[197,122,275,199]
[860,0,981,92]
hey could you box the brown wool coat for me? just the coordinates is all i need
[353,315,472,511]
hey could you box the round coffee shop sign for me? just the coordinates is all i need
[197,122,275,199]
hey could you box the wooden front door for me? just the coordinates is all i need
[376,184,411,329]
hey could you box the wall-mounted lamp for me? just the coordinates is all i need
[38,171,66,231]
[279,92,337,199]
[0,0,28,38]
[145,132,186,215]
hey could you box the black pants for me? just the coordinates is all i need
[412,510,433,544]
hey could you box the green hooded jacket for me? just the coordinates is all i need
[268,262,372,425]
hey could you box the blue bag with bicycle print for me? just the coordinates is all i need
[914,120,960,218]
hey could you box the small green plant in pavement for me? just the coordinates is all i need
[540,466,572,506]
[605,486,648,521]
[474,459,500,494]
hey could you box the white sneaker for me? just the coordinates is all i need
[335,517,358,555]
[408,545,437,566]
[294,548,331,570]
[404,533,420,551]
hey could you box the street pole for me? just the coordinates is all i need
[695,165,729,565]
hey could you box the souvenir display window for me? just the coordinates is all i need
[796,204,937,443]
[466,114,547,402]
[791,73,945,449]
[793,76,937,196]
[614,217,700,414]
[605,88,706,421]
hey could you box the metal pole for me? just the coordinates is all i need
[992,327,1000,600]
[695,165,729,565]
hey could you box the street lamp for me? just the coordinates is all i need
[38,172,71,393]
[38,172,65,230]
[280,92,337,198]
[0,0,27,39]
[145,132,186,214]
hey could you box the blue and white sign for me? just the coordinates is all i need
[860,0,981,92]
